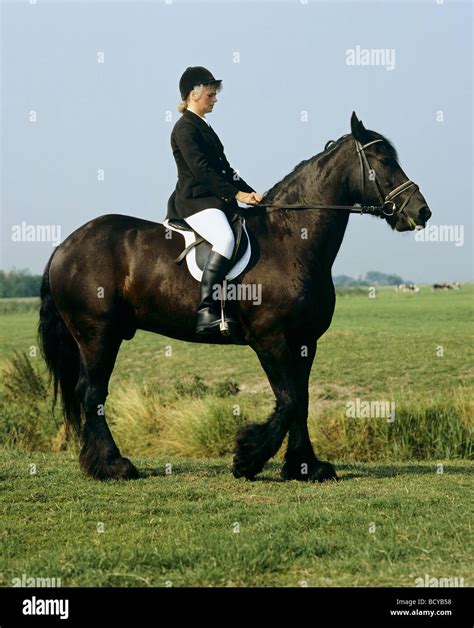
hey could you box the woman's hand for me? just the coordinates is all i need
[235,191,264,205]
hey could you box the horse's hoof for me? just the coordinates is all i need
[107,456,140,480]
[232,462,244,479]
[81,455,140,481]
[232,423,270,480]
[232,459,256,481]
[281,458,337,483]
[310,460,338,482]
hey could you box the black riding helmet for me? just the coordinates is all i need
[179,66,222,101]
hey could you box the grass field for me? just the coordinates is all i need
[0,449,472,587]
[0,285,472,459]
[0,286,472,395]
[0,286,472,587]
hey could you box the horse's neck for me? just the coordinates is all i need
[262,144,352,272]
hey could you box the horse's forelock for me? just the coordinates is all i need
[363,130,399,162]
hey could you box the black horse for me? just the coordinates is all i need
[38,113,431,482]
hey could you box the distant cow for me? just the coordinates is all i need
[397,283,419,293]
[433,282,461,290]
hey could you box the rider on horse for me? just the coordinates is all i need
[166,66,263,336]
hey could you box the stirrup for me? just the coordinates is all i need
[219,278,232,336]
[219,306,231,336]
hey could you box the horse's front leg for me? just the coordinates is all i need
[281,338,337,482]
[232,333,300,480]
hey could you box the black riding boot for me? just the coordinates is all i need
[196,251,237,335]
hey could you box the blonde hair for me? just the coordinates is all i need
[177,83,222,113]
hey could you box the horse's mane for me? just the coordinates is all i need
[262,130,398,201]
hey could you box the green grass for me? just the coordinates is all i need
[0,448,472,587]
[0,286,472,460]
[1,288,472,587]
[0,297,39,315]
[0,286,472,395]
[1,286,473,458]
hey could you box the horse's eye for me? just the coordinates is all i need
[381,158,392,166]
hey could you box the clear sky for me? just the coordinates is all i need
[1,0,472,283]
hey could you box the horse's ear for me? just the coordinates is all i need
[351,111,368,143]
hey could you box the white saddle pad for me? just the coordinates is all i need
[162,218,252,282]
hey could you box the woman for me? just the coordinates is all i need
[166,66,262,336]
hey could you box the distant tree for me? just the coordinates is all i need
[0,269,42,297]
[333,274,356,287]
[365,271,405,286]
[333,275,369,287]
[334,271,407,287]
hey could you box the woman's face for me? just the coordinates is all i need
[192,85,218,114]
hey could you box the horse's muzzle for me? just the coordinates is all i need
[418,206,432,223]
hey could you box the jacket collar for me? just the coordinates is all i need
[183,108,212,135]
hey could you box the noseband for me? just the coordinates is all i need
[355,139,419,218]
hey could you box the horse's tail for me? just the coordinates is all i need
[38,251,82,436]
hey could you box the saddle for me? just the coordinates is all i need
[163,213,252,282]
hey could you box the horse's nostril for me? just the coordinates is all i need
[419,206,432,222]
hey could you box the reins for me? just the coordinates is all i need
[255,202,387,217]
[252,139,419,220]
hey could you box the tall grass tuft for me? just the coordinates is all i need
[311,387,473,461]
[108,382,247,457]
[388,390,473,459]
[0,351,59,450]
[173,375,240,399]
[160,396,247,457]
[1,350,471,462]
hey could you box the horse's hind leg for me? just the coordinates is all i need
[77,329,138,480]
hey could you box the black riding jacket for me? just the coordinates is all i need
[166,109,255,220]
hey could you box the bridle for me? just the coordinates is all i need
[255,138,419,220]
[355,139,419,218]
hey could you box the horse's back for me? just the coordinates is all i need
[62,213,165,243]
[48,214,175,312]
[52,213,170,260]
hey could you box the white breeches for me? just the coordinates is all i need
[184,208,235,260]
